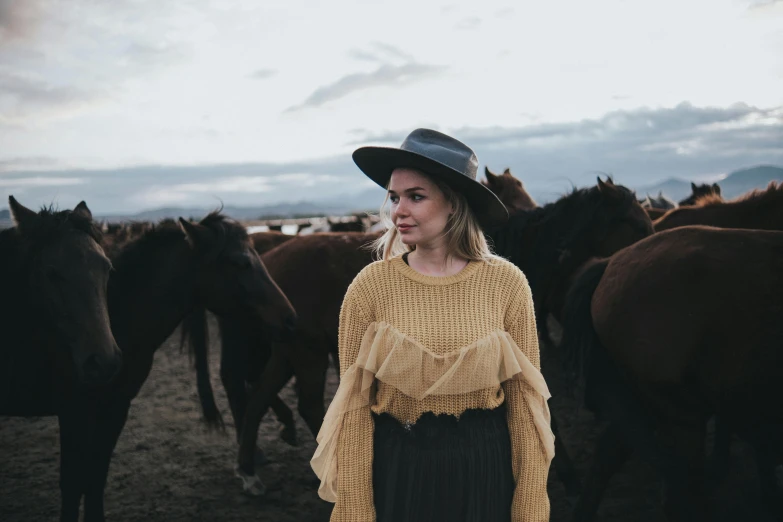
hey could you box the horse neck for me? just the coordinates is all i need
[491,209,561,298]
[108,238,199,358]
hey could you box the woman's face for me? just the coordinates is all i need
[388,168,453,247]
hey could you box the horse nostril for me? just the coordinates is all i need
[81,349,123,385]
[82,354,103,382]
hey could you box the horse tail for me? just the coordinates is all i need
[560,257,611,415]
[181,306,225,431]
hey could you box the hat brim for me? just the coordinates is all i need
[353,146,509,228]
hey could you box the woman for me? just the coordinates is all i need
[311,129,554,522]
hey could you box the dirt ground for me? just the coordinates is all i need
[1,316,778,522]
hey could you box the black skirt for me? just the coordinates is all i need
[372,405,515,522]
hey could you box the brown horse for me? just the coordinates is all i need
[198,178,652,495]
[679,182,722,206]
[251,229,295,252]
[54,213,296,522]
[561,226,783,521]
[482,166,538,213]
[0,197,123,522]
[654,182,783,232]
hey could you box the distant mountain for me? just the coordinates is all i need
[636,165,783,202]
[718,165,783,198]
[0,209,8,220]
[89,164,782,223]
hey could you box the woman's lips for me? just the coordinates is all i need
[397,224,413,232]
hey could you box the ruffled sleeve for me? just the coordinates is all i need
[311,279,376,521]
[503,272,552,522]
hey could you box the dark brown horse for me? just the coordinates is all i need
[182,229,300,454]
[654,182,783,232]
[195,178,652,495]
[561,226,783,521]
[679,181,722,206]
[0,197,122,521]
[0,196,121,407]
[54,213,297,522]
[251,229,295,252]
[482,166,538,213]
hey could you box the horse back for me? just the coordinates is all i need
[592,226,783,416]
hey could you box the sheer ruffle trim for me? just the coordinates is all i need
[310,321,555,502]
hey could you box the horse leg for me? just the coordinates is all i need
[235,344,293,495]
[58,405,92,522]
[707,414,732,486]
[221,336,297,455]
[82,401,131,522]
[571,422,632,522]
[290,347,328,437]
[752,435,783,520]
[657,420,710,522]
[269,394,298,446]
[551,413,582,497]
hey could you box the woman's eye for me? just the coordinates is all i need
[412,194,424,201]
[389,195,399,203]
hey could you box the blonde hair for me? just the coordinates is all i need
[368,170,499,264]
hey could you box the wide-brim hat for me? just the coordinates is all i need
[352,128,509,227]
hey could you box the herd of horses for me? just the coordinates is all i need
[1,166,781,521]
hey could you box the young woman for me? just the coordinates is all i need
[311,128,554,522]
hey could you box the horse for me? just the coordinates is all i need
[186,177,652,495]
[0,196,121,410]
[640,192,677,210]
[654,182,783,232]
[679,182,722,206]
[482,166,538,213]
[0,197,123,521]
[251,229,295,252]
[53,212,297,522]
[181,229,301,457]
[560,226,783,521]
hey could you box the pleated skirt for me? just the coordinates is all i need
[372,405,515,522]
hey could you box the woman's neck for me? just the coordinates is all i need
[407,245,469,277]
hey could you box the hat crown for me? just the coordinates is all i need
[399,129,478,181]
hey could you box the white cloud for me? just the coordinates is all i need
[0,176,85,186]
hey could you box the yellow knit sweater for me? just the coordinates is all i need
[317,254,552,522]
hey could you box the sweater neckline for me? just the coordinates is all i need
[390,255,482,286]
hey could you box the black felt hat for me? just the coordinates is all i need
[352,128,509,227]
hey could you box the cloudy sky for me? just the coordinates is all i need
[1,0,782,214]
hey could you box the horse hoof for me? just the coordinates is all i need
[280,426,299,446]
[234,466,266,497]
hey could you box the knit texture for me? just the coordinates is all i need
[328,255,551,522]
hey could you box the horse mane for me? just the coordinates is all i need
[696,182,783,207]
[111,211,246,268]
[487,178,644,300]
[0,206,102,245]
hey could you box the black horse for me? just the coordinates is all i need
[0,196,123,519]
[25,212,296,522]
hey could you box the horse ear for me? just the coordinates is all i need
[597,177,608,191]
[73,201,92,220]
[503,168,511,176]
[8,196,38,230]
[691,182,697,191]
[484,166,497,182]
[178,218,212,249]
